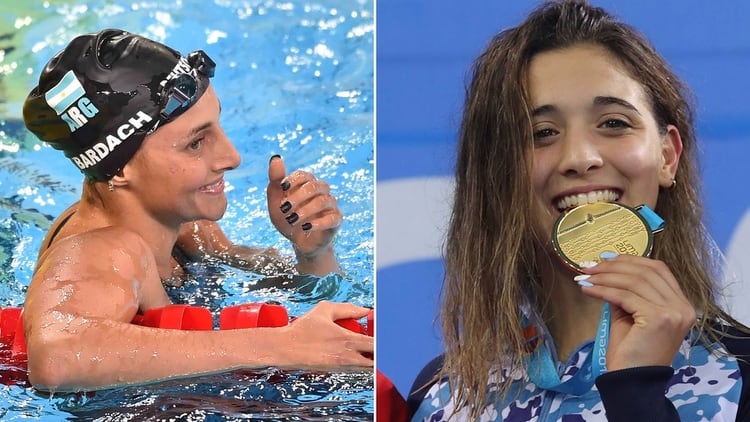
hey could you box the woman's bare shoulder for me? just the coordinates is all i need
[28,225,169,318]
[36,226,156,280]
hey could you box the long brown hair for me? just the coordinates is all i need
[439,0,742,417]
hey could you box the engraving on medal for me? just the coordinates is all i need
[552,202,652,271]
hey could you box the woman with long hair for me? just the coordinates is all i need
[408,1,750,420]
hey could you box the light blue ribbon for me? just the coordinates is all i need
[524,302,611,396]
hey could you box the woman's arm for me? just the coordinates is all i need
[25,229,371,391]
[595,366,680,421]
[174,219,293,275]
[174,156,343,277]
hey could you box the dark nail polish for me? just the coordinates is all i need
[269,154,281,163]
[286,213,299,224]
[280,180,291,191]
[280,201,292,213]
[302,222,312,231]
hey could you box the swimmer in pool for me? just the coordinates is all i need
[21,28,373,391]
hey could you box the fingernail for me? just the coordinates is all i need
[286,213,299,224]
[280,180,291,191]
[269,154,281,163]
[574,275,594,287]
[600,251,619,260]
[280,201,292,213]
[302,222,312,231]
[579,260,598,269]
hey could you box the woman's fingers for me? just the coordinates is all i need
[582,254,689,306]
[577,254,695,369]
[285,301,374,368]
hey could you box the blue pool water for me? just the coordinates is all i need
[0,0,373,419]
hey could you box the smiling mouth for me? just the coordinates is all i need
[556,189,620,212]
[200,179,225,193]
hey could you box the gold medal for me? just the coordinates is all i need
[552,202,654,272]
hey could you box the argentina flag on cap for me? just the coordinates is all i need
[44,70,85,115]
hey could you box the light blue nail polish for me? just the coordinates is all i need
[600,251,619,260]
[574,274,593,287]
[577,279,594,287]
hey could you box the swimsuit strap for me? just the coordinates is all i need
[171,243,192,269]
[41,204,78,251]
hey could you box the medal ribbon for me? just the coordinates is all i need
[636,205,665,232]
[524,302,611,396]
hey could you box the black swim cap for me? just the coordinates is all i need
[23,29,215,181]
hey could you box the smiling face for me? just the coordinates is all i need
[122,85,241,226]
[528,44,682,242]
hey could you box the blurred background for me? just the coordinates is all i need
[376,0,750,397]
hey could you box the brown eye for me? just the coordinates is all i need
[533,128,558,142]
[599,119,631,129]
[188,138,204,150]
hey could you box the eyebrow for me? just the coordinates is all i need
[592,96,641,115]
[185,121,213,139]
[531,95,641,118]
[531,104,556,117]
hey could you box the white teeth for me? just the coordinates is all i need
[201,180,223,192]
[557,189,619,210]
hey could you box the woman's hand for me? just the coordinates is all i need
[267,156,342,275]
[578,253,696,371]
[276,301,373,368]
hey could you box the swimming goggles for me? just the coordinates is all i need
[159,50,215,121]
